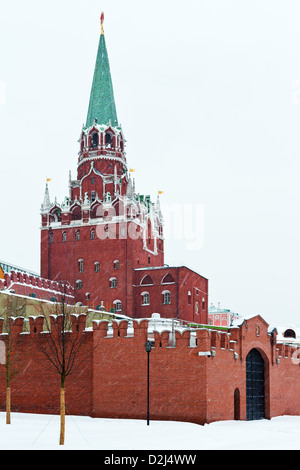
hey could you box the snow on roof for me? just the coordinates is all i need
[0,260,39,277]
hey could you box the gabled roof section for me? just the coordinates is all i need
[86,17,118,129]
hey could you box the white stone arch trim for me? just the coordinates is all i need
[141,291,150,296]
[140,274,154,286]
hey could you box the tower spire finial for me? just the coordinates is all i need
[101,11,104,35]
[86,12,118,128]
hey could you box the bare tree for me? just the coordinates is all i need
[0,295,28,424]
[33,294,95,445]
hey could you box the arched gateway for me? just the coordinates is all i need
[246,348,265,420]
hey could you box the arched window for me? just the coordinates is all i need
[161,273,175,284]
[76,280,83,290]
[284,329,296,338]
[140,275,153,285]
[202,297,206,311]
[62,231,67,242]
[162,291,171,305]
[75,230,80,241]
[114,300,122,312]
[195,301,199,315]
[110,278,117,288]
[51,208,61,222]
[114,260,120,270]
[90,229,95,240]
[142,292,150,305]
[71,205,81,221]
[105,132,112,146]
[91,132,99,148]
[188,291,192,305]
[94,262,100,272]
[78,259,84,273]
[234,388,240,420]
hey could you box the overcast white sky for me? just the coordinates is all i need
[1,0,300,327]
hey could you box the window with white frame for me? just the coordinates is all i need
[114,260,120,270]
[62,231,67,242]
[78,259,84,273]
[94,262,100,272]
[110,278,117,288]
[142,292,150,305]
[114,300,122,312]
[162,290,171,305]
[76,280,83,290]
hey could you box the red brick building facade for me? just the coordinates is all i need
[39,16,208,322]
[133,266,208,324]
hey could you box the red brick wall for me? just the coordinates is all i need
[91,320,206,423]
[0,316,93,416]
[1,314,300,425]
[0,271,74,304]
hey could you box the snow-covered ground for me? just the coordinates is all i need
[0,413,300,450]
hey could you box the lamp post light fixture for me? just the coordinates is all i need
[145,340,152,425]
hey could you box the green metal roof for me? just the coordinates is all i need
[0,260,39,277]
[86,32,118,128]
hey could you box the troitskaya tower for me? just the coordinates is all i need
[40,14,164,313]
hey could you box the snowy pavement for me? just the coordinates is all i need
[0,413,299,450]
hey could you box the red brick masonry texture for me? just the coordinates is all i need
[0,314,299,424]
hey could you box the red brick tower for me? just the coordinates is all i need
[40,14,164,313]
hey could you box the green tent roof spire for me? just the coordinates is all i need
[86,14,118,128]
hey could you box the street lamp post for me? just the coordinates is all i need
[145,341,152,425]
